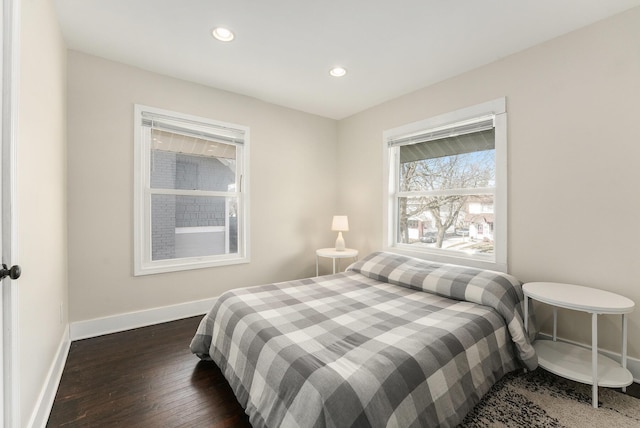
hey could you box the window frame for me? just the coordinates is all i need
[382,98,507,272]
[134,105,250,276]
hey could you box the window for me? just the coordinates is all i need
[383,98,507,271]
[134,105,249,275]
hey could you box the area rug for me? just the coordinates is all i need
[460,369,640,427]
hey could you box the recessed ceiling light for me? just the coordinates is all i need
[212,27,234,42]
[329,67,347,77]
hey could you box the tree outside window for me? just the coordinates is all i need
[398,147,495,253]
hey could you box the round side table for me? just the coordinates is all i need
[523,282,634,408]
[315,248,358,276]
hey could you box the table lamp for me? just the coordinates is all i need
[332,215,349,251]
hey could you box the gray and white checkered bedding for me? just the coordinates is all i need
[190,252,537,427]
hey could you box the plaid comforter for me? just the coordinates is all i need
[190,252,537,427]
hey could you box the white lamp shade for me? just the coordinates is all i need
[331,215,349,232]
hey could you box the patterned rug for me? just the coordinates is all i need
[460,369,640,427]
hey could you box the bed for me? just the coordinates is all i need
[190,251,537,427]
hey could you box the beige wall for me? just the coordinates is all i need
[18,0,68,425]
[338,7,640,359]
[66,51,338,322]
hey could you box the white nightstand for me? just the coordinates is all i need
[315,248,358,276]
[523,282,634,408]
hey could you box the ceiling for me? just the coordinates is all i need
[54,0,640,120]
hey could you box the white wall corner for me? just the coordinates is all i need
[26,327,70,428]
[69,297,217,341]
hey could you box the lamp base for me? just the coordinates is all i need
[335,231,345,251]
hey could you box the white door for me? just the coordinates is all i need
[1,0,20,426]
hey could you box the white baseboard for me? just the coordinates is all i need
[69,297,217,341]
[537,333,640,383]
[27,328,71,428]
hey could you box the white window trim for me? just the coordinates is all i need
[382,98,507,272]
[134,105,250,276]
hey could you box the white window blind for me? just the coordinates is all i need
[388,116,495,162]
[140,111,245,145]
[387,116,494,148]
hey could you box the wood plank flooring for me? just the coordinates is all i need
[48,315,640,427]
[47,316,251,427]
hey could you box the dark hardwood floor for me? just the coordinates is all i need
[48,316,640,427]
[47,316,251,427]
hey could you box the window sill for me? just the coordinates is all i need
[385,245,506,273]
[134,254,250,276]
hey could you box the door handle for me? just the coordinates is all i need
[0,264,21,280]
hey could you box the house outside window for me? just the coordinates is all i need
[134,105,249,275]
[383,98,507,271]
